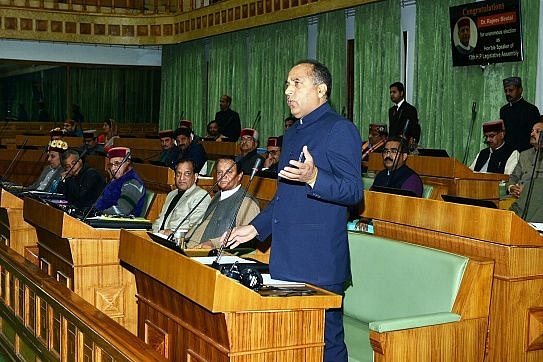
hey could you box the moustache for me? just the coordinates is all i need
[384,157,394,163]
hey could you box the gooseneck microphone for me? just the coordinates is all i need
[251,110,262,130]
[1,136,29,182]
[462,101,477,165]
[212,158,262,266]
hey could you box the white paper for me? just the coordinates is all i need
[529,223,543,232]
[192,256,255,265]
[262,274,305,287]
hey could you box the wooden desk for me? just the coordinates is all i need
[119,230,341,361]
[23,197,142,334]
[0,149,47,186]
[113,137,162,162]
[0,189,37,261]
[362,191,543,361]
[201,141,238,159]
[14,134,83,149]
[367,154,506,199]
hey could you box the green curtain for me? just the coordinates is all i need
[353,0,402,136]
[317,10,347,115]
[246,19,308,142]
[415,0,540,162]
[160,40,205,133]
[206,31,247,134]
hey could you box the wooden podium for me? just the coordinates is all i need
[23,197,141,334]
[362,191,543,361]
[0,189,37,259]
[367,154,506,199]
[119,230,341,361]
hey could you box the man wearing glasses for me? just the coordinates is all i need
[95,147,147,216]
[58,149,105,211]
[236,127,264,175]
[371,137,423,197]
[469,119,518,175]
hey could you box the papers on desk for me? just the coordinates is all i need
[261,274,305,287]
[192,255,255,265]
[529,223,543,233]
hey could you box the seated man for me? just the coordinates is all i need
[173,127,207,172]
[95,147,146,216]
[157,129,177,165]
[185,157,260,248]
[469,119,518,174]
[28,140,69,192]
[371,137,423,197]
[63,119,83,137]
[362,123,388,161]
[259,136,281,178]
[236,128,265,175]
[204,120,229,142]
[80,130,106,156]
[507,121,543,198]
[152,158,211,235]
[57,149,105,211]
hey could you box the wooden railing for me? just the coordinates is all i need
[0,245,166,361]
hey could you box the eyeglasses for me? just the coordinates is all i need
[63,160,78,170]
[109,161,124,168]
[240,137,254,143]
[382,148,399,156]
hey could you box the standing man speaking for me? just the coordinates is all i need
[223,60,363,361]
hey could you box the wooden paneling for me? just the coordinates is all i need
[0,245,166,361]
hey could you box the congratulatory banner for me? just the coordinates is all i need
[450,0,522,67]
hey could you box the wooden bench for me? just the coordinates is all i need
[345,232,494,362]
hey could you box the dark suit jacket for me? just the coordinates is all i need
[388,101,421,142]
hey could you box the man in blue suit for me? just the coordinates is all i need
[224,60,363,361]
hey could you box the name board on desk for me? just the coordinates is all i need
[450,0,522,67]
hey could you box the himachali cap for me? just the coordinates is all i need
[48,140,69,153]
[83,130,97,139]
[503,77,522,88]
[107,147,131,159]
[159,129,174,139]
[240,128,258,141]
[50,128,64,137]
[267,137,282,148]
[369,123,388,134]
[179,120,193,129]
[482,120,505,134]
[457,17,470,28]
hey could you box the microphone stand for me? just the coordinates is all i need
[212,158,262,267]
[521,133,543,220]
[1,136,29,182]
[251,111,261,130]
[81,152,131,222]
[22,142,51,187]
[462,102,477,165]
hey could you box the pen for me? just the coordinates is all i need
[298,151,305,163]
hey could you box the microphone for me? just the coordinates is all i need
[21,141,55,187]
[249,158,262,180]
[212,158,262,266]
[401,118,410,139]
[462,101,478,165]
[251,110,262,129]
[60,148,88,183]
[1,136,29,182]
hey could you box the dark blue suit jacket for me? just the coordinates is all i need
[251,103,363,286]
